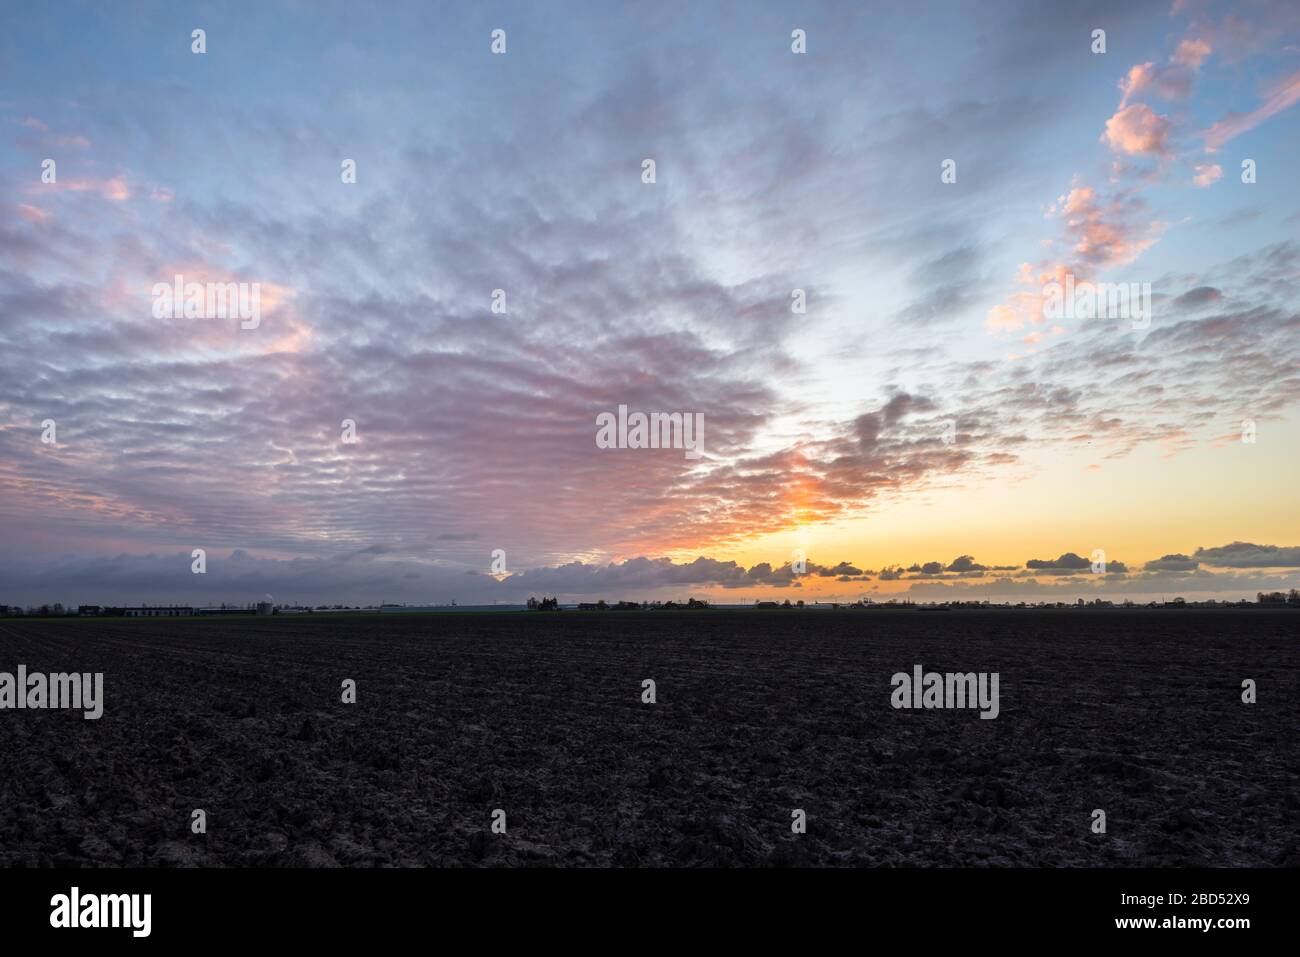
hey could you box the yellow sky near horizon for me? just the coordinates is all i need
[670,417,1299,584]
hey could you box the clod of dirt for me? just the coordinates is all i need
[295,718,318,742]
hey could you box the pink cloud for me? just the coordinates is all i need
[16,117,91,148]
[1118,63,1157,108]
[1101,104,1173,158]
[1172,38,1212,68]
[985,186,1164,334]
[1116,38,1209,109]
[1061,187,1162,268]
[1202,69,1300,151]
[32,176,131,202]
[1192,162,1222,187]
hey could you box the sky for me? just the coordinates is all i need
[1,0,1298,607]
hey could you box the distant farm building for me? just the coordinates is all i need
[121,606,193,618]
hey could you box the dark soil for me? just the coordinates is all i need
[0,609,1296,867]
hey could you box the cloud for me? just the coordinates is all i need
[1118,60,1196,108]
[15,204,48,223]
[1172,285,1223,308]
[0,549,882,605]
[901,565,1299,601]
[985,185,1165,333]
[1172,38,1212,69]
[858,555,1018,581]
[11,545,1291,607]
[33,176,131,202]
[1203,69,1300,151]
[1193,542,1300,568]
[1024,552,1128,575]
[1143,553,1199,571]
[1192,163,1222,187]
[817,561,864,577]
[1027,552,1092,571]
[1116,36,1211,109]
[1061,186,1164,268]
[1101,104,1174,159]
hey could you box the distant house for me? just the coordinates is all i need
[78,605,102,616]
[755,601,780,609]
[121,606,193,618]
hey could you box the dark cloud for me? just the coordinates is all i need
[1026,552,1092,570]
[1026,552,1128,575]
[1194,542,1300,568]
[1172,286,1224,309]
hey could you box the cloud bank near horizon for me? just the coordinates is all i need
[4,541,1297,607]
